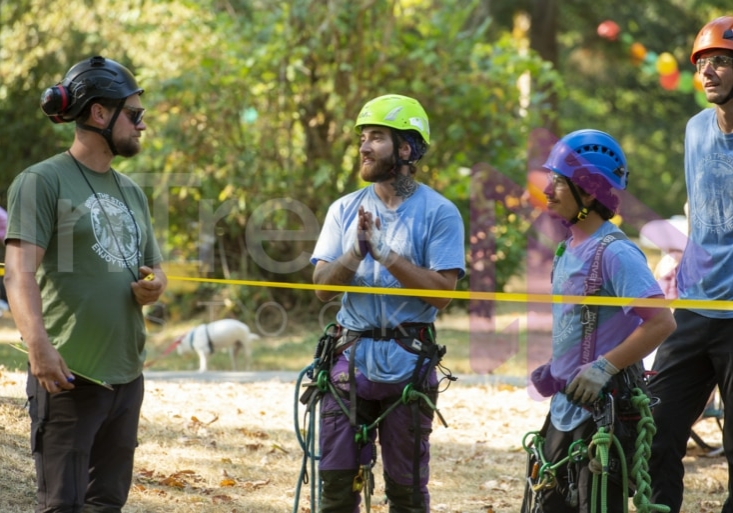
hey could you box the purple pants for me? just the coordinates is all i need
[319,354,437,505]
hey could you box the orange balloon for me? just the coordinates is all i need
[630,42,647,63]
[526,181,547,210]
[693,71,704,92]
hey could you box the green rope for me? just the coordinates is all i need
[522,386,670,513]
[589,428,629,513]
[628,389,670,513]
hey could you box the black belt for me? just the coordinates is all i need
[342,323,432,341]
[337,324,435,354]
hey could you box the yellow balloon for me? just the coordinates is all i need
[656,52,678,75]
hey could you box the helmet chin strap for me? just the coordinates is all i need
[77,99,125,156]
[377,130,414,182]
[565,180,591,226]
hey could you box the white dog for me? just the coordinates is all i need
[175,319,260,372]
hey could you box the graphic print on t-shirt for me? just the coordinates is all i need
[691,152,733,234]
[85,193,139,269]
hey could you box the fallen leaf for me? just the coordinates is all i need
[242,479,270,490]
[159,476,185,488]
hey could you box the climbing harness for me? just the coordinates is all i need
[523,231,670,512]
[521,371,669,513]
[292,322,455,513]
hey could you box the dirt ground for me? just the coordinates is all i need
[0,364,728,512]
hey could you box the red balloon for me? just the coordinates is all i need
[597,20,621,41]
[659,70,680,91]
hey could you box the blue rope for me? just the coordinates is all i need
[292,363,321,513]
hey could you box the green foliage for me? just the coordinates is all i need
[0,0,559,317]
[543,0,728,222]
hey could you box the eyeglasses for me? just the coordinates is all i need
[122,106,145,126]
[696,54,733,73]
[547,173,568,189]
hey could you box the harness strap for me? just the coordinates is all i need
[348,340,358,428]
[580,233,626,364]
[336,323,436,354]
[338,322,443,510]
[552,233,627,365]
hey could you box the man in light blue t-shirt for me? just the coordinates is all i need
[527,129,675,513]
[311,94,465,512]
[649,16,733,513]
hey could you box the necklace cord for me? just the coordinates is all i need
[67,151,141,281]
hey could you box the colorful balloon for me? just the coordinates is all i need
[630,42,647,64]
[659,70,680,90]
[678,71,694,93]
[656,52,678,75]
[693,72,704,92]
[695,90,710,108]
[641,51,658,76]
[597,20,621,41]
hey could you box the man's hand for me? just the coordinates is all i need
[28,341,75,394]
[356,206,391,262]
[565,356,620,405]
[352,232,370,260]
[367,219,391,261]
[131,266,166,305]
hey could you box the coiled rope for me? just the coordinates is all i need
[522,387,670,513]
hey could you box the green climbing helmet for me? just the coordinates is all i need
[354,94,431,146]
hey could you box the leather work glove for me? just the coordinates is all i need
[565,356,620,406]
[530,362,565,398]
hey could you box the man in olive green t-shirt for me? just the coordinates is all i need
[4,56,167,513]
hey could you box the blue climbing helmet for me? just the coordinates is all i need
[543,129,628,191]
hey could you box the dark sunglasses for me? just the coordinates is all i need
[122,106,145,125]
[696,54,733,73]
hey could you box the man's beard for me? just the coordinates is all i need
[707,83,733,106]
[114,136,142,158]
[360,154,395,183]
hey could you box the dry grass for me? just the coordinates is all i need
[0,310,728,512]
[0,368,728,513]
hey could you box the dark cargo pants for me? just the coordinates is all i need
[27,371,144,513]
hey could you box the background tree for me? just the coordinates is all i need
[489,0,731,222]
[0,0,558,320]
[3,0,728,322]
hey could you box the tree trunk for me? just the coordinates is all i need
[529,0,559,135]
